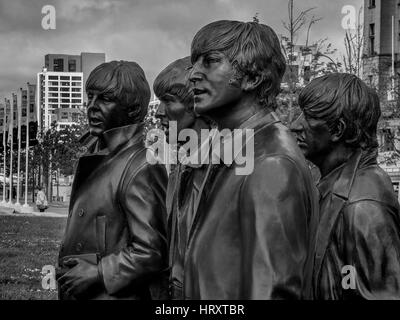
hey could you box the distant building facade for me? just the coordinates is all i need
[36,71,84,130]
[362,0,400,116]
[44,52,106,105]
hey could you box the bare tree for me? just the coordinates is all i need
[279,0,325,124]
[341,7,364,77]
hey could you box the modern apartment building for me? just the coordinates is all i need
[36,70,84,130]
[44,52,106,105]
[36,52,105,131]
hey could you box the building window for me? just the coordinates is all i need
[61,104,69,108]
[48,76,58,80]
[369,23,375,55]
[49,87,58,91]
[369,0,375,8]
[61,93,69,97]
[369,23,375,37]
[30,104,34,113]
[61,99,70,103]
[71,88,81,92]
[60,88,69,92]
[53,59,64,72]
[68,60,77,72]
[398,21,400,40]
[60,76,69,80]
[72,76,81,81]
[61,112,68,120]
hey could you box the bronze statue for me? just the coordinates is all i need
[290,73,400,299]
[57,61,168,300]
[178,20,319,299]
[154,56,212,299]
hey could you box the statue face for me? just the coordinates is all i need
[155,94,195,139]
[87,90,129,136]
[189,51,241,115]
[290,112,333,164]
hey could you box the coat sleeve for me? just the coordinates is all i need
[239,155,312,299]
[344,200,400,299]
[99,162,168,295]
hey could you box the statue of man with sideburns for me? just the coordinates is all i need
[176,20,319,299]
[57,61,168,300]
[291,73,400,299]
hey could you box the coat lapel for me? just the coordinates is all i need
[69,152,107,208]
[69,124,144,210]
[313,150,362,283]
[186,111,281,245]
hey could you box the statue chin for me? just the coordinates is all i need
[89,127,102,137]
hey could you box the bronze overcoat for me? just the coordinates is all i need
[168,110,319,299]
[58,124,168,299]
[312,149,400,299]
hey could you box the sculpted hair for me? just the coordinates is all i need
[86,60,151,123]
[298,73,381,149]
[191,20,286,108]
[153,56,193,110]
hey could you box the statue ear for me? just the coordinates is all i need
[241,73,263,92]
[331,118,346,143]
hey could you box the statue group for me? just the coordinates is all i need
[56,20,400,300]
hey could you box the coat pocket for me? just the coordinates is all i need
[96,216,107,257]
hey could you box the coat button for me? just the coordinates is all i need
[78,209,85,217]
[76,243,83,252]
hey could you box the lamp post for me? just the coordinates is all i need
[15,88,22,209]
[22,83,33,213]
[1,98,7,205]
[8,94,15,207]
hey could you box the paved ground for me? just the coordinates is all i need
[0,201,68,217]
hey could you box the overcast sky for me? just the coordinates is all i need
[0,0,362,98]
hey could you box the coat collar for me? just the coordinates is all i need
[182,109,280,168]
[317,149,365,201]
[101,123,144,154]
[223,109,280,168]
[317,163,345,200]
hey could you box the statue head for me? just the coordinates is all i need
[189,20,286,116]
[85,60,151,137]
[154,56,195,136]
[290,73,381,165]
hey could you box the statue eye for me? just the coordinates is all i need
[102,95,112,102]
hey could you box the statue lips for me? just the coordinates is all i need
[296,137,308,149]
[192,88,208,101]
[89,116,103,126]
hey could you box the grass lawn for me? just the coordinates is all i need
[0,215,67,300]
